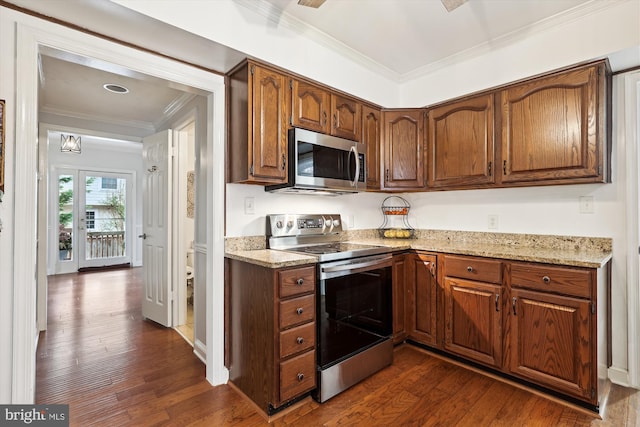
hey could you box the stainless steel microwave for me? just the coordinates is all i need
[265,128,366,195]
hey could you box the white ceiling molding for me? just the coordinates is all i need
[236,0,624,83]
[233,0,400,81]
[401,0,623,81]
[39,105,156,134]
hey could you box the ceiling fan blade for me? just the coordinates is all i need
[441,0,467,12]
[298,0,326,8]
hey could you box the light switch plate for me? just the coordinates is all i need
[488,215,499,230]
[244,197,255,215]
[579,196,594,214]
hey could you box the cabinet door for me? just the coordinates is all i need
[363,106,381,190]
[428,93,495,188]
[383,109,426,190]
[250,65,289,182]
[407,253,438,347]
[444,277,502,368]
[291,79,330,133]
[331,94,361,141]
[510,288,593,402]
[392,254,407,344]
[501,63,605,184]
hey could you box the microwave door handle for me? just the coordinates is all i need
[350,146,359,187]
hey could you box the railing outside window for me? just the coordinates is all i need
[86,231,125,259]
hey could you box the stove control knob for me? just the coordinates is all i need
[287,220,294,229]
[275,220,284,229]
[332,219,340,227]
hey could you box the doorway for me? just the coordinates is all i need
[53,168,133,274]
[13,21,228,402]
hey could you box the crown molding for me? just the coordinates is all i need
[39,105,156,133]
[235,0,624,84]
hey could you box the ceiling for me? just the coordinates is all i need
[5,0,616,140]
[253,0,596,77]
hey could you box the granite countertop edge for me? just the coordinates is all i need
[225,238,612,269]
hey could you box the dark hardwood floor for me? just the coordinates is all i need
[36,267,639,426]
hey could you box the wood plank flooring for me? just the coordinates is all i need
[36,267,639,426]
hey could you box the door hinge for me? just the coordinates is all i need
[591,302,596,314]
[591,388,596,399]
[488,161,492,176]
[171,146,177,157]
[503,160,507,175]
[289,79,293,89]
[250,164,254,175]
[250,65,255,75]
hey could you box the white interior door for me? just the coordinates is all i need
[142,129,173,327]
[78,171,132,269]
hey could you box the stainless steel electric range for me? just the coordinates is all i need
[267,214,395,403]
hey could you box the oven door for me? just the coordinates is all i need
[317,254,393,370]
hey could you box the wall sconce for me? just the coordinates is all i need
[60,134,81,153]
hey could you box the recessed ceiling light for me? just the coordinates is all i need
[103,83,129,94]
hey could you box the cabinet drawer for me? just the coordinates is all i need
[279,350,316,402]
[280,294,315,329]
[279,266,316,298]
[280,322,316,359]
[511,263,592,298]
[444,255,502,284]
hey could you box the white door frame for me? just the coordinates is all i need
[14,21,227,402]
[623,70,640,388]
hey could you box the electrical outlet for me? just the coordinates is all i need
[244,197,255,215]
[579,196,594,214]
[488,215,499,230]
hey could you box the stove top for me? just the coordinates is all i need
[266,214,393,262]
[284,242,393,262]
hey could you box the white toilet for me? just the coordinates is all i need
[186,249,194,304]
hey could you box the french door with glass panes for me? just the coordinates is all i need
[55,169,133,272]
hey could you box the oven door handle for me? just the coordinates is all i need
[320,255,392,278]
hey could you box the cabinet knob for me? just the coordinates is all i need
[542,276,551,284]
[296,278,304,286]
[296,337,304,344]
[296,307,304,315]
[297,373,305,382]
[467,266,473,273]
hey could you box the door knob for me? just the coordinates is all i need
[138,233,147,239]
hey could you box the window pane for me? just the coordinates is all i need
[58,174,73,261]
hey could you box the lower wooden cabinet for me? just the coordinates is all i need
[406,253,438,347]
[399,252,609,409]
[226,259,316,414]
[509,261,598,404]
[443,277,503,368]
[392,253,407,344]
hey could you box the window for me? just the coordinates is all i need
[101,177,117,189]
[86,211,95,229]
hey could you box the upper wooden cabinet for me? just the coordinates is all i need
[382,109,426,190]
[363,105,382,190]
[291,79,331,134]
[500,60,610,185]
[291,79,362,141]
[427,93,496,189]
[228,61,289,184]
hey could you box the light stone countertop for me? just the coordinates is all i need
[225,230,612,269]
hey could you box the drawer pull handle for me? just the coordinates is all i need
[296,278,304,286]
[297,373,305,382]
[296,337,304,344]
[296,308,304,315]
[495,294,500,312]
[467,266,473,273]
[542,276,551,284]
